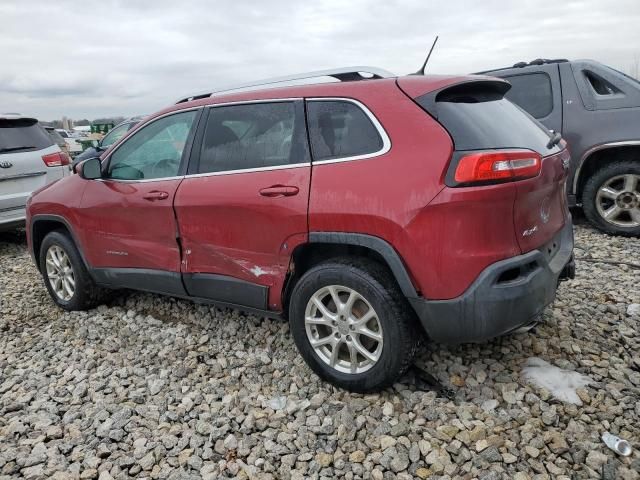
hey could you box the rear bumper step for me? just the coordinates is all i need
[409,218,574,344]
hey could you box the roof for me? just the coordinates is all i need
[0,113,36,121]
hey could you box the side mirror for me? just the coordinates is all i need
[76,157,103,179]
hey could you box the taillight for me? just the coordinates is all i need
[453,150,542,186]
[42,152,70,167]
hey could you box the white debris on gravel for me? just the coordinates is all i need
[627,303,640,317]
[521,357,591,405]
[264,395,287,410]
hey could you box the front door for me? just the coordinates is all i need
[78,109,200,294]
[175,100,311,310]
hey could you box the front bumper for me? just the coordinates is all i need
[409,219,574,344]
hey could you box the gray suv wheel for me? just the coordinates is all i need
[583,161,640,236]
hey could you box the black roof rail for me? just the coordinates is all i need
[477,58,570,75]
[513,58,569,68]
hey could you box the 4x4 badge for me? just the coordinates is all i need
[0,161,13,169]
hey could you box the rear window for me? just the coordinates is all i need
[0,119,54,154]
[418,83,560,156]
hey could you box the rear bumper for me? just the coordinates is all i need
[410,219,574,344]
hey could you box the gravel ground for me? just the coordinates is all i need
[1,216,639,480]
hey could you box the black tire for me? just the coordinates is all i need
[288,258,420,392]
[39,230,108,311]
[582,160,640,237]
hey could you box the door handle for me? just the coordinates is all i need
[142,190,169,201]
[259,185,300,197]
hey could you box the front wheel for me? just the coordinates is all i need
[582,161,640,236]
[288,258,420,392]
[39,230,108,310]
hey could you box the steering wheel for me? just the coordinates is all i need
[150,158,180,178]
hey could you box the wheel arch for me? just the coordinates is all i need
[574,142,640,201]
[283,232,419,313]
[31,215,90,274]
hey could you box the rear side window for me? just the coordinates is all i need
[198,102,308,174]
[46,128,66,147]
[417,83,559,156]
[306,100,384,161]
[503,73,553,118]
[584,70,621,95]
[0,119,53,154]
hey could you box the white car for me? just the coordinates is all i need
[55,129,83,155]
[1,114,69,230]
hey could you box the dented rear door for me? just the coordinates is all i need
[174,100,311,311]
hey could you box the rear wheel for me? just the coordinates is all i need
[39,230,108,310]
[582,161,640,236]
[288,258,420,392]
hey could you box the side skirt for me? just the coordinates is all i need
[90,267,277,318]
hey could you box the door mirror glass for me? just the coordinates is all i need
[78,157,102,179]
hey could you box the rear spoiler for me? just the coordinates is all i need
[416,79,511,119]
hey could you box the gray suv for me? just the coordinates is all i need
[481,59,640,236]
[0,114,69,231]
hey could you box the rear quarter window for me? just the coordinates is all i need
[306,100,385,161]
[0,119,54,153]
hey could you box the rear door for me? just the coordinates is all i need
[0,118,60,219]
[77,109,200,294]
[494,65,563,133]
[175,100,311,310]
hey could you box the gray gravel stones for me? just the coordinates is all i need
[1,219,640,479]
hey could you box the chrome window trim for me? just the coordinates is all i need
[204,98,300,109]
[186,162,311,179]
[101,106,201,183]
[306,97,391,165]
[100,96,391,183]
[95,176,184,184]
[573,140,640,193]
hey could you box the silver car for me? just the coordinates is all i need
[0,114,69,231]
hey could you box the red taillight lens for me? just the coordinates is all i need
[42,152,70,167]
[454,150,542,185]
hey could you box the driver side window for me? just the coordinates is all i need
[106,110,197,180]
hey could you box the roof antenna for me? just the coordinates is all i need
[412,36,439,75]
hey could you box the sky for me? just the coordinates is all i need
[1,0,639,121]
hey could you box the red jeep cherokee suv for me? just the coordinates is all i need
[26,67,575,392]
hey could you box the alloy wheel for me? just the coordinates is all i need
[596,173,640,228]
[45,245,75,301]
[304,285,383,374]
